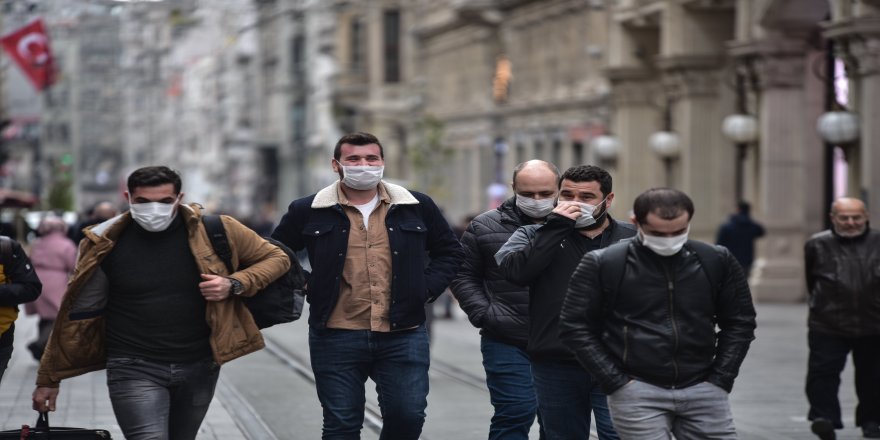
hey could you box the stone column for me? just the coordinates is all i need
[827,16,880,221]
[731,39,817,302]
[606,67,662,220]
[657,56,733,241]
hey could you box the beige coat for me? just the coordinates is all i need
[36,203,290,387]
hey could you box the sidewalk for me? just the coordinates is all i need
[0,313,245,439]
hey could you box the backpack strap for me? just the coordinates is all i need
[202,215,234,273]
[599,240,632,316]
[0,236,12,265]
[685,240,726,298]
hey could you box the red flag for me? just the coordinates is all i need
[1,18,56,91]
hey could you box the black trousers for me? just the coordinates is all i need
[806,330,880,428]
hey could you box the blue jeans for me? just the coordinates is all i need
[309,325,430,440]
[531,360,618,440]
[106,356,220,440]
[607,380,736,440]
[481,335,542,440]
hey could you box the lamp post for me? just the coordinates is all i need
[721,70,760,203]
[590,134,619,165]
[649,130,680,186]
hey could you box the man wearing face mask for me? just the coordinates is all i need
[495,165,636,440]
[271,132,463,439]
[450,159,560,439]
[803,198,880,440]
[558,187,757,439]
[32,166,291,439]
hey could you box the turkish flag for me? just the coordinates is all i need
[1,18,56,91]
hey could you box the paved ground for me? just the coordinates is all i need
[0,302,868,439]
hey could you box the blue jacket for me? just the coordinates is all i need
[271,181,463,330]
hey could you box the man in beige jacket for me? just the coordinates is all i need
[32,166,289,440]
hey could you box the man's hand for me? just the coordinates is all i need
[199,274,232,301]
[32,386,59,412]
[552,201,582,221]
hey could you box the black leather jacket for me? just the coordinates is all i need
[450,198,536,348]
[559,239,756,394]
[805,228,880,337]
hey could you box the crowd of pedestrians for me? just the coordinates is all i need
[0,131,876,440]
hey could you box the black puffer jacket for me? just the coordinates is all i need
[496,214,636,361]
[450,198,535,348]
[805,228,880,337]
[559,240,756,394]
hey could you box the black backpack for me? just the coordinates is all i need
[202,215,306,329]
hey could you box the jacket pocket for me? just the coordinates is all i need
[398,222,428,234]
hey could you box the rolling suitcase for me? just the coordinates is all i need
[0,412,111,439]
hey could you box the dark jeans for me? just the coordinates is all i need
[531,359,619,440]
[309,325,430,440]
[806,330,880,428]
[28,319,54,361]
[481,335,542,440]
[0,342,11,385]
[106,356,220,440]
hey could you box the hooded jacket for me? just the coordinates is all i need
[805,227,880,337]
[36,204,290,387]
[495,213,636,361]
[450,197,536,348]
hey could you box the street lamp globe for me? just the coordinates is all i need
[649,131,681,158]
[590,135,619,160]
[721,114,759,144]
[817,110,859,144]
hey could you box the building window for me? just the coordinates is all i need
[351,18,364,73]
[383,9,401,83]
[552,139,562,167]
[291,34,305,77]
[573,141,583,166]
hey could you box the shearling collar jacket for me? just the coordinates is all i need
[36,203,290,387]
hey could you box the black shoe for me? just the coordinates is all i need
[863,421,880,438]
[811,418,836,440]
[27,342,43,361]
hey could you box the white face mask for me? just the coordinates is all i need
[639,227,689,256]
[130,201,178,232]
[574,199,606,229]
[340,165,384,190]
[516,195,555,219]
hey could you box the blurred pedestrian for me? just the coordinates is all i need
[32,166,290,439]
[804,197,880,440]
[271,132,463,439]
[716,201,765,276]
[69,201,118,243]
[495,165,635,440]
[24,216,77,361]
[559,187,756,440]
[450,159,560,439]
[0,235,42,384]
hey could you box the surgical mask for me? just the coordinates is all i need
[516,195,555,219]
[574,199,606,229]
[639,228,689,256]
[130,201,178,232]
[340,165,384,190]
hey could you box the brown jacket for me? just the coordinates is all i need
[36,203,290,387]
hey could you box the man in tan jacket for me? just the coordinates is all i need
[32,166,289,440]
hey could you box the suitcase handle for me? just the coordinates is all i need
[34,412,49,429]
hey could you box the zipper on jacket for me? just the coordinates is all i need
[663,263,680,387]
[622,325,629,366]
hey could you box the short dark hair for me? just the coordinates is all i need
[127,166,182,194]
[632,188,694,224]
[559,165,612,196]
[737,201,751,215]
[333,132,384,160]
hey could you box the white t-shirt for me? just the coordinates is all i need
[353,194,380,230]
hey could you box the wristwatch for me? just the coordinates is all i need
[228,278,245,296]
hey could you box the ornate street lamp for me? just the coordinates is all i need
[649,130,680,186]
[590,135,619,161]
[721,113,759,202]
[816,109,859,145]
